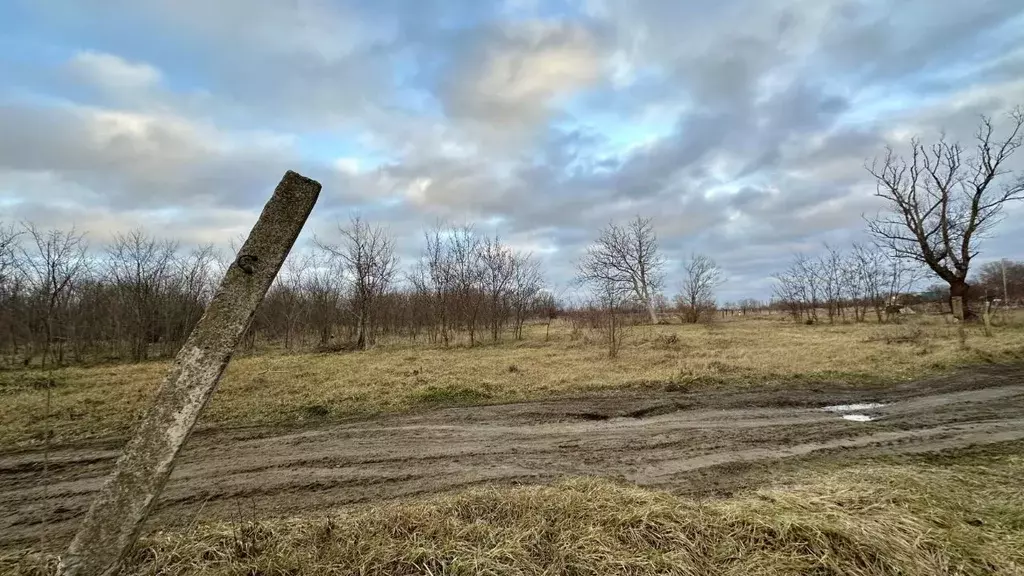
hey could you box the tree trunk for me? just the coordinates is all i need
[949,279,974,320]
[645,300,658,324]
[356,314,367,350]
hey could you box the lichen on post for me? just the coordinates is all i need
[58,171,321,576]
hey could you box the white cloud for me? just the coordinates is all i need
[444,21,603,126]
[69,50,163,93]
[333,157,362,175]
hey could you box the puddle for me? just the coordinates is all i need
[823,402,885,423]
[842,414,875,422]
[822,403,885,412]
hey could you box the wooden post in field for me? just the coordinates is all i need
[57,171,321,576]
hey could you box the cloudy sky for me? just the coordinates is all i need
[2,0,1023,302]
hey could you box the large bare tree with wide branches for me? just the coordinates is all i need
[866,108,1024,317]
[576,216,665,323]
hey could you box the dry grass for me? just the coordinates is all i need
[2,313,1023,447]
[5,447,1023,575]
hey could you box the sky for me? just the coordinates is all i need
[1,0,1023,302]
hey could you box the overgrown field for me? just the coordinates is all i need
[2,313,1024,448]
[5,444,1023,575]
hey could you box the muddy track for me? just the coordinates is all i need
[2,363,1023,551]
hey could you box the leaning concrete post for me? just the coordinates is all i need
[58,171,321,576]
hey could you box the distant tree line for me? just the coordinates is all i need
[921,259,1024,307]
[0,220,550,368]
[773,108,1024,322]
[3,111,1021,365]
[771,243,923,324]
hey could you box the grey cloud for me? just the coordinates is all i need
[816,0,1024,84]
[0,102,299,210]
[6,0,1024,299]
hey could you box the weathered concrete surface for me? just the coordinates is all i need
[57,171,321,576]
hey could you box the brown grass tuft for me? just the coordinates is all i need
[4,451,1022,575]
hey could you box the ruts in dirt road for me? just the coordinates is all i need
[2,364,1022,550]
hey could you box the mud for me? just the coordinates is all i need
[2,363,1022,551]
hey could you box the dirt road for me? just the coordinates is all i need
[2,363,1023,551]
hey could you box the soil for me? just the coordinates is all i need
[2,363,1023,551]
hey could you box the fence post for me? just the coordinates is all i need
[58,171,321,576]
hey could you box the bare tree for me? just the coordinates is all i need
[302,251,344,348]
[20,223,90,366]
[316,217,399,350]
[414,225,455,346]
[773,253,821,323]
[866,108,1024,318]
[449,225,486,346]
[0,223,24,365]
[972,259,1023,306]
[106,230,178,361]
[268,253,311,350]
[677,253,722,323]
[509,251,543,340]
[594,281,628,357]
[848,242,880,322]
[0,223,20,287]
[480,235,516,341]
[817,244,845,323]
[172,244,220,347]
[738,298,762,315]
[772,264,804,321]
[577,216,664,323]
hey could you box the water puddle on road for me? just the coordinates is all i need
[842,414,876,422]
[823,403,886,412]
[822,403,886,423]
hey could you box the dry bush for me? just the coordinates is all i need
[864,325,927,345]
[651,333,681,350]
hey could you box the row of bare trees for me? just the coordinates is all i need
[0,223,220,367]
[574,216,730,356]
[771,109,1024,322]
[0,219,550,367]
[865,108,1024,316]
[3,110,1020,365]
[773,243,922,323]
[574,110,1024,328]
[575,216,728,322]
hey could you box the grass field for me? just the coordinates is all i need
[5,444,1022,575]
[2,313,1023,448]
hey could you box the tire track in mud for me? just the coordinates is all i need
[2,363,1022,551]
